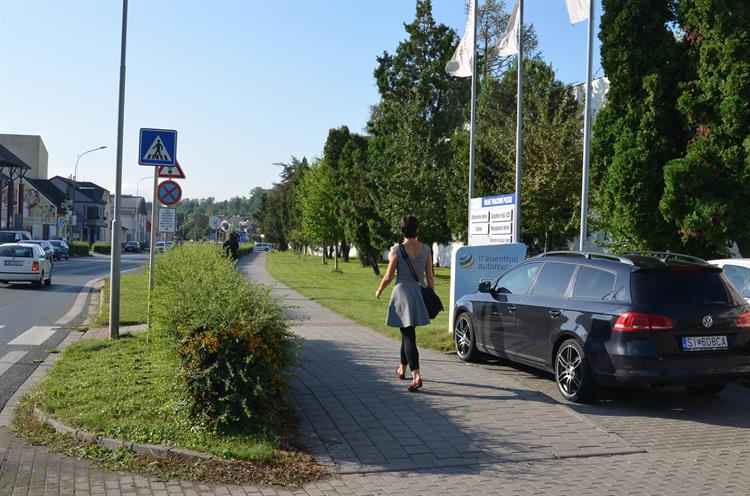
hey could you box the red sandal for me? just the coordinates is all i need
[407,378,423,392]
[396,368,406,380]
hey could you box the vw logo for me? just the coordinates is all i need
[702,315,714,328]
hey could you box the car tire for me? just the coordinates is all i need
[554,339,596,403]
[454,313,481,363]
[33,273,44,289]
[686,384,726,395]
[45,273,52,287]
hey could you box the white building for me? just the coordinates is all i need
[114,195,148,243]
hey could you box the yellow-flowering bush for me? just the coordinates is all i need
[152,243,298,430]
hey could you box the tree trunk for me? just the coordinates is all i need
[322,248,326,265]
[341,242,350,262]
[369,252,381,276]
[334,248,339,272]
[544,230,549,253]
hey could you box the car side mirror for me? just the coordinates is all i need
[478,281,493,293]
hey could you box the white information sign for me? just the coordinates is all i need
[469,193,516,245]
[209,215,221,230]
[158,207,176,233]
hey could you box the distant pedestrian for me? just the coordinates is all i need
[223,232,239,260]
[375,215,435,392]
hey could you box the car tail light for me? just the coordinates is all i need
[736,312,750,328]
[31,261,40,271]
[614,312,674,331]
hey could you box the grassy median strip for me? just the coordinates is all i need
[14,330,325,487]
[95,272,148,326]
[266,251,454,352]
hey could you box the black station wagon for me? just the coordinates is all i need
[453,251,750,403]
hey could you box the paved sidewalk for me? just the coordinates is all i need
[2,252,750,495]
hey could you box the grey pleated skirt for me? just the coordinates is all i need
[386,281,430,328]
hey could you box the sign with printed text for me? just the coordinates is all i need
[139,128,177,166]
[158,207,176,233]
[469,193,515,246]
[449,243,527,333]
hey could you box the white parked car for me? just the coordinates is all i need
[253,242,274,253]
[0,243,53,287]
[155,241,166,252]
[709,259,750,302]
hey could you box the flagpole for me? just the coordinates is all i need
[468,0,478,218]
[578,0,595,251]
[513,0,523,244]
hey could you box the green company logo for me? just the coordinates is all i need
[459,254,475,269]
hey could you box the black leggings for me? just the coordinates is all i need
[400,326,420,371]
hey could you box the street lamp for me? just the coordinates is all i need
[72,146,107,241]
[136,175,152,197]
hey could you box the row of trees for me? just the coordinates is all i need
[256,0,584,272]
[257,0,750,269]
[592,0,750,259]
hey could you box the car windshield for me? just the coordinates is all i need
[631,269,734,306]
[0,246,34,258]
[49,241,61,247]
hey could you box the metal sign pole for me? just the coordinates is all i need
[108,0,128,340]
[578,0,595,251]
[513,0,524,244]
[467,0,478,235]
[147,174,158,330]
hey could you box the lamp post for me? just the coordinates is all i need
[135,175,152,197]
[72,145,107,241]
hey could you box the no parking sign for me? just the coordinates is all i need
[157,180,182,206]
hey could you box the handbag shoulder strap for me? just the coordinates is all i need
[399,244,420,283]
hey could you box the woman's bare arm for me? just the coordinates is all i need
[425,251,436,290]
[375,250,398,299]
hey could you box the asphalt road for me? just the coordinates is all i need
[0,253,149,410]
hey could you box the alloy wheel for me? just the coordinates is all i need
[556,342,583,398]
[455,316,472,358]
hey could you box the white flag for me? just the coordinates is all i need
[445,0,476,77]
[565,0,589,24]
[496,0,520,57]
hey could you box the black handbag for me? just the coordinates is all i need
[399,244,444,319]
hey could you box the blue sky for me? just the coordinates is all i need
[0,0,601,202]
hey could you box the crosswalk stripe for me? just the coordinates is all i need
[0,325,5,330]
[0,351,27,377]
[7,326,56,346]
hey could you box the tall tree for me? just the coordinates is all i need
[297,160,344,268]
[445,59,583,253]
[591,0,688,251]
[660,0,750,258]
[368,0,467,246]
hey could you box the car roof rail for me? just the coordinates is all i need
[537,250,635,265]
[625,251,709,265]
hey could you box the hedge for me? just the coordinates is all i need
[68,241,90,257]
[237,243,254,258]
[92,242,111,254]
[151,243,298,430]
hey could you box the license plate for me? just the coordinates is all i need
[3,260,22,266]
[682,335,728,351]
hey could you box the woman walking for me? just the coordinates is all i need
[375,215,436,392]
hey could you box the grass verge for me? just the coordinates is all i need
[13,331,326,487]
[96,272,148,326]
[266,251,454,352]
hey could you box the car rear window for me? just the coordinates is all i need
[0,246,34,258]
[0,233,17,243]
[631,269,733,306]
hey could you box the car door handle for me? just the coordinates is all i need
[508,305,518,312]
[548,309,562,318]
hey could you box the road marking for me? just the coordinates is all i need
[0,325,4,330]
[54,277,104,326]
[0,351,27,377]
[7,326,56,346]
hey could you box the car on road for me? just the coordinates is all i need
[253,242,274,253]
[25,240,55,265]
[709,259,750,303]
[0,231,32,244]
[453,251,750,403]
[124,240,141,253]
[155,241,166,252]
[0,243,53,288]
[48,240,70,260]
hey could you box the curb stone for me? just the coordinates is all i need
[31,408,217,461]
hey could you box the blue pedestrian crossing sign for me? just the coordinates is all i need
[139,128,177,166]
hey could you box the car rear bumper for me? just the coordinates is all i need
[591,353,750,387]
[0,271,43,282]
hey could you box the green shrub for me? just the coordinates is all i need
[92,242,111,254]
[151,243,298,430]
[68,241,90,257]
